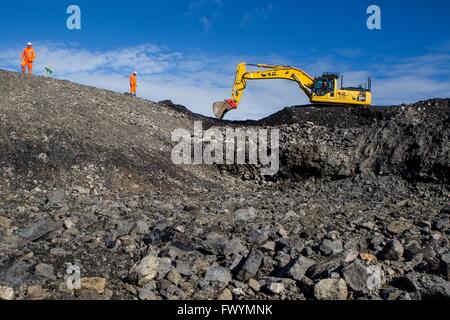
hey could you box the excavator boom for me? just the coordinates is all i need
[213,63,315,119]
[213,62,372,119]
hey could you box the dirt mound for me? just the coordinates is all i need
[275,100,449,183]
[215,99,449,185]
[0,70,449,301]
[0,70,225,194]
[255,104,396,128]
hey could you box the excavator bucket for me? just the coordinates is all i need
[213,101,232,120]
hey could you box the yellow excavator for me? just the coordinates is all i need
[213,63,372,119]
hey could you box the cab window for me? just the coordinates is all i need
[314,78,334,96]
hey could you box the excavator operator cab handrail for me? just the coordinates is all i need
[320,72,340,79]
[248,63,293,69]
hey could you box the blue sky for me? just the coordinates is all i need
[1,0,450,119]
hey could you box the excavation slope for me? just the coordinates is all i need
[0,70,449,301]
[1,70,448,189]
[0,70,226,194]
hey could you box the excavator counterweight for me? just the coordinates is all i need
[213,63,372,119]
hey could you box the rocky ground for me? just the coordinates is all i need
[0,69,449,300]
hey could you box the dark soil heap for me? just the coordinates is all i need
[0,69,449,300]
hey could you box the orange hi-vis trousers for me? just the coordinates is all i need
[130,84,137,95]
[21,59,33,74]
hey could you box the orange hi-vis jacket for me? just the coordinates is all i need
[21,47,36,63]
[130,74,137,92]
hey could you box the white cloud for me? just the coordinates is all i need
[1,42,449,120]
[334,48,364,58]
[240,4,275,27]
[369,53,450,104]
[375,76,450,105]
[186,0,223,32]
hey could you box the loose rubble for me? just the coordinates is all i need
[0,70,448,300]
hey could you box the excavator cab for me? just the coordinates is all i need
[313,73,338,97]
[311,72,372,106]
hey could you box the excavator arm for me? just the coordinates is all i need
[213,63,315,119]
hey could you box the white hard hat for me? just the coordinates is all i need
[133,71,137,74]
[27,42,32,46]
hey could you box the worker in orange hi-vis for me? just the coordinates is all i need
[21,42,36,75]
[130,71,137,96]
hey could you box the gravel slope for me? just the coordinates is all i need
[0,70,449,301]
